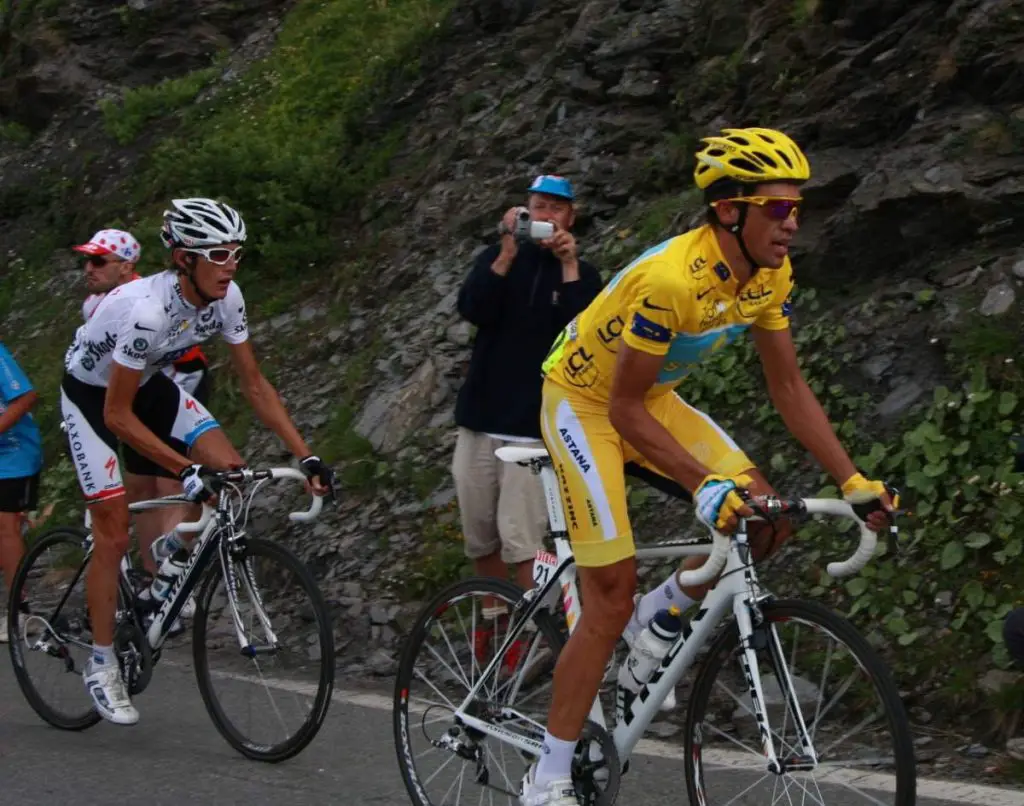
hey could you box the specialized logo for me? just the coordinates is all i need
[104,455,117,479]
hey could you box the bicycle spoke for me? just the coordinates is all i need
[413,666,459,710]
[429,621,473,691]
[423,751,461,787]
[816,709,886,760]
[811,635,836,744]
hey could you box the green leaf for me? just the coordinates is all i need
[964,532,992,549]
[951,440,971,456]
[846,577,868,597]
[987,618,1007,644]
[923,460,949,478]
[940,541,965,570]
[898,631,919,646]
[886,616,909,636]
[962,580,985,609]
[999,392,1018,416]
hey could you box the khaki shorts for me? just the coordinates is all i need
[451,428,548,564]
[540,379,755,568]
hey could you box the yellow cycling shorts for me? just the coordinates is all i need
[539,379,756,568]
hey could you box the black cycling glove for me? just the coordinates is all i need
[299,455,337,499]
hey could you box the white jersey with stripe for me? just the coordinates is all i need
[64,270,248,387]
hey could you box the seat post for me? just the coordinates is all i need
[538,463,567,538]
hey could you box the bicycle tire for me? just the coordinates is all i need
[394,576,566,806]
[684,598,916,806]
[8,526,102,731]
[192,537,335,762]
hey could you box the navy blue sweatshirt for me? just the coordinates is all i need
[454,241,603,439]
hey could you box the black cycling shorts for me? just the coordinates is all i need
[0,473,40,513]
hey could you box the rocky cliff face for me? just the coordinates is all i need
[2,0,1023,768]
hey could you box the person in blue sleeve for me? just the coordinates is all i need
[0,341,42,643]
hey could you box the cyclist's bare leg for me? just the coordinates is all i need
[547,556,637,740]
[0,511,25,591]
[513,558,535,590]
[188,426,245,471]
[678,469,793,600]
[87,495,131,646]
[123,471,162,574]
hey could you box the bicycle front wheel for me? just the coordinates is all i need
[684,598,915,806]
[192,537,334,762]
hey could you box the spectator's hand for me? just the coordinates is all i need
[497,207,523,256]
[542,224,579,281]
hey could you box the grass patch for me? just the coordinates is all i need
[100,67,220,145]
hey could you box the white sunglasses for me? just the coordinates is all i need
[184,246,244,265]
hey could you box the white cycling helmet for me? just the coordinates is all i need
[160,198,247,248]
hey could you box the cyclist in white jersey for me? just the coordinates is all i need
[61,198,335,726]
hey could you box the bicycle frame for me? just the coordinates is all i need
[450,451,877,776]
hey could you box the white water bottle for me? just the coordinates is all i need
[146,548,189,602]
[617,605,684,695]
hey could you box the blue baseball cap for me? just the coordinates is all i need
[528,175,575,201]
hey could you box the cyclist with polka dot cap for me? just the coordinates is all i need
[68,229,214,593]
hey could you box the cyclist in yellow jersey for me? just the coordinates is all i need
[520,127,899,806]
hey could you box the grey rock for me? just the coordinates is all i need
[877,382,924,418]
[979,669,1022,695]
[1013,259,1024,281]
[964,743,989,758]
[1007,737,1024,760]
[299,305,320,322]
[354,359,439,453]
[979,283,1015,316]
[861,354,893,381]
[368,649,397,676]
[369,603,392,625]
[270,312,295,330]
[429,486,457,509]
[934,590,953,609]
[647,721,680,738]
[446,320,474,346]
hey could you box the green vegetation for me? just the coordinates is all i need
[1,0,455,532]
[100,68,219,145]
[683,288,1024,696]
[791,0,819,26]
[0,120,31,146]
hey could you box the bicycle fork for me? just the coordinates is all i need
[219,534,279,658]
[735,598,818,774]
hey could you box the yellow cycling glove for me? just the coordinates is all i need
[694,473,754,532]
[841,473,896,505]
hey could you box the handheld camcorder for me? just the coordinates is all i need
[501,207,555,242]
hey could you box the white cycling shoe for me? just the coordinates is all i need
[520,765,578,806]
[83,658,139,725]
[622,593,676,711]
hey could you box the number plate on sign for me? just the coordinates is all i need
[533,549,558,587]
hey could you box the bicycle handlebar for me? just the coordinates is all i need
[174,467,325,535]
[676,496,880,587]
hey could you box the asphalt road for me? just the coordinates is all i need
[1,646,1022,806]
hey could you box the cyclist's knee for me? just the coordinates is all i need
[579,558,637,635]
[89,501,131,557]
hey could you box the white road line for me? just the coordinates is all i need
[202,667,1024,805]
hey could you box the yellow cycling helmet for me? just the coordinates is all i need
[694,127,810,190]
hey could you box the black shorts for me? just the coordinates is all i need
[0,473,40,513]
[60,371,220,500]
[167,357,213,407]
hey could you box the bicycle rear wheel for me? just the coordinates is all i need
[8,527,101,731]
[684,598,916,806]
[192,536,334,762]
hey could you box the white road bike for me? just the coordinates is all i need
[394,446,915,806]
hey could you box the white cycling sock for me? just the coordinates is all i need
[92,643,115,667]
[534,732,576,787]
[636,570,696,629]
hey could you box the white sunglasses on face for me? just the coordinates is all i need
[184,246,244,265]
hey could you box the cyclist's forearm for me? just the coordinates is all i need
[770,377,857,484]
[106,409,190,476]
[609,399,709,492]
[240,375,310,457]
